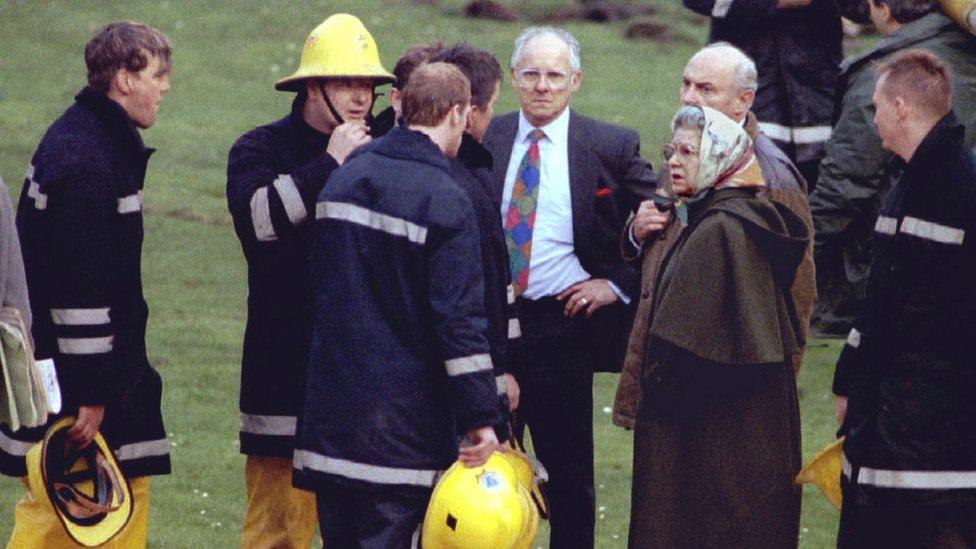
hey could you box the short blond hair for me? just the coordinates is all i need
[401,62,470,127]
[875,49,952,118]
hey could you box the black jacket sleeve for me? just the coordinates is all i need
[684,0,778,23]
[608,129,655,298]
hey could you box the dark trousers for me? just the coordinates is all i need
[514,297,596,549]
[315,480,431,549]
[838,501,976,548]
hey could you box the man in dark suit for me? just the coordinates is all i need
[482,26,655,548]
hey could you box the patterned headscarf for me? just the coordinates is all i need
[689,106,763,195]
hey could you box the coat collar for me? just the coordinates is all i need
[457,132,492,172]
[288,93,330,152]
[842,12,954,76]
[903,111,965,174]
[371,126,450,171]
[75,87,151,160]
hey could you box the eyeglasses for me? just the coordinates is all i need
[661,143,699,161]
[515,69,573,90]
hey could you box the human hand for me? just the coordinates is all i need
[835,396,848,426]
[459,426,499,468]
[632,200,671,243]
[504,373,520,412]
[68,405,105,449]
[326,121,371,165]
[557,278,618,318]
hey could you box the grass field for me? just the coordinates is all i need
[1,1,847,547]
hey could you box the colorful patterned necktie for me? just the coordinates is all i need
[504,128,546,297]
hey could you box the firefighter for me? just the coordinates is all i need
[2,21,173,547]
[225,13,394,548]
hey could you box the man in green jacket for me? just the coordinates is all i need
[809,0,976,337]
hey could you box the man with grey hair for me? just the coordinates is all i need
[483,26,655,547]
[613,42,815,430]
[683,0,842,190]
[809,0,976,339]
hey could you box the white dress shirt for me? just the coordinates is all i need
[500,109,629,303]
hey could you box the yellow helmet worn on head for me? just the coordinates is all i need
[422,453,538,549]
[275,13,395,91]
[26,417,133,547]
[795,437,844,510]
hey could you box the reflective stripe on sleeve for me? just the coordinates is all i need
[508,318,521,339]
[507,284,516,305]
[250,187,277,242]
[50,307,110,326]
[28,181,48,210]
[758,123,832,145]
[874,216,898,235]
[0,430,33,457]
[445,353,493,376]
[900,216,965,245]
[240,413,297,437]
[114,439,171,461]
[316,202,428,245]
[711,0,733,17]
[843,455,976,490]
[846,328,861,349]
[117,192,142,214]
[293,450,441,487]
[57,336,113,355]
[272,174,308,226]
[496,374,508,396]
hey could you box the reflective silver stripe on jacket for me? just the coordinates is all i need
[114,438,171,461]
[117,191,142,214]
[250,187,277,241]
[316,202,428,245]
[445,353,493,377]
[508,318,521,339]
[496,374,508,396]
[293,449,441,487]
[57,336,114,355]
[711,0,733,17]
[273,174,308,226]
[240,413,297,437]
[843,455,976,490]
[900,216,965,245]
[27,181,48,210]
[51,307,110,326]
[874,216,898,236]
[846,328,861,349]
[507,284,516,305]
[0,430,33,456]
[759,122,832,145]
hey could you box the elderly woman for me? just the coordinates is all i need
[627,106,809,548]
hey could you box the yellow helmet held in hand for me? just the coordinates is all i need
[422,452,537,549]
[275,13,395,91]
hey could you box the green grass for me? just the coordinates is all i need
[0,1,845,547]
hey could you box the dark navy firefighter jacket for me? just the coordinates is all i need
[294,127,498,490]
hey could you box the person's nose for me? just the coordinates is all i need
[680,88,700,107]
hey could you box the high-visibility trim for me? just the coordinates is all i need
[874,215,898,236]
[293,449,440,487]
[843,455,976,490]
[57,336,114,355]
[28,181,48,210]
[50,307,110,326]
[712,0,733,17]
[240,413,297,436]
[900,216,965,245]
[26,163,35,180]
[508,318,522,339]
[445,353,493,376]
[758,123,832,145]
[316,202,427,245]
[117,191,142,214]
[846,328,861,349]
[114,439,171,461]
[507,284,516,305]
[0,430,33,456]
[250,187,277,242]
[272,174,308,226]
[496,374,508,396]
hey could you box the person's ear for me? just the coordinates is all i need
[465,105,480,131]
[738,88,755,117]
[112,69,132,96]
[894,96,908,121]
[569,70,583,93]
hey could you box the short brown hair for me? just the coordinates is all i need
[875,49,952,117]
[393,42,445,90]
[430,43,502,110]
[85,22,172,93]
[401,62,470,127]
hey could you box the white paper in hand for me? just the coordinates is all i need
[35,359,61,414]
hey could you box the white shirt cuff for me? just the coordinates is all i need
[607,281,631,305]
[627,221,643,252]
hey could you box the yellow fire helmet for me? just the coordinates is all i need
[795,437,844,511]
[422,452,537,549]
[941,0,976,36]
[498,447,549,519]
[274,13,395,92]
[26,417,132,547]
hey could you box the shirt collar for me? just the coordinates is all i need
[516,107,570,146]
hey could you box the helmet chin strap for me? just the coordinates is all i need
[318,79,380,130]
